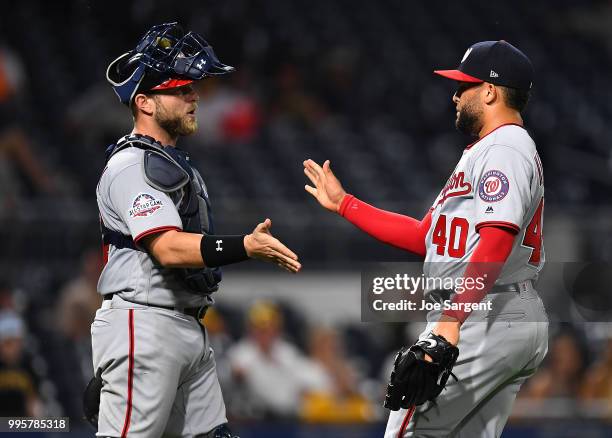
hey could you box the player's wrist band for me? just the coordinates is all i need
[200,235,250,267]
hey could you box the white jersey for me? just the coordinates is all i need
[424,124,544,285]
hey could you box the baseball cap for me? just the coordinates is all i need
[434,40,533,91]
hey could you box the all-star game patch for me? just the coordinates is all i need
[478,170,509,202]
[128,193,163,218]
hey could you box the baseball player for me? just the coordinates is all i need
[304,40,548,437]
[86,23,301,438]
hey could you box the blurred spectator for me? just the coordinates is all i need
[64,83,133,149]
[0,310,42,416]
[192,76,261,145]
[202,307,234,389]
[581,337,612,417]
[300,327,374,423]
[0,44,25,101]
[521,330,586,400]
[56,248,103,343]
[0,281,15,310]
[227,301,327,418]
[0,44,57,214]
[55,248,102,380]
[269,63,327,127]
[0,127,58,212]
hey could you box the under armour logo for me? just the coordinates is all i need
[216,240,223,251]
[196,59,207,69]
[490,70,499,78]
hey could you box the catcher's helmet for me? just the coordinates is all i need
[106,22,234,106]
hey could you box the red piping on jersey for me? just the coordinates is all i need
[465,123,524,150]
[121,309,135,438]
[398,405,416,437]
[475,221,520,234]
[339,195,432,257]
[134,226,182,243]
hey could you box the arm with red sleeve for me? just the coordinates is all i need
[428,225,516,350]
[442,225,516,323]
[338,194,432,257]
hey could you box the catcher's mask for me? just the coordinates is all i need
[106,22,234,106]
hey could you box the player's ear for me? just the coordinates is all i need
[133,93,155,117]
[483,83,497,105]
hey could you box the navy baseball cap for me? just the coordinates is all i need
[434,40,533,91]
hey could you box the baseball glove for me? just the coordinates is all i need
[83,368,103,427]
[384,333,459,410]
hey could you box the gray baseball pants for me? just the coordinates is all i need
[91,295,227,437]
[385,284,548,438]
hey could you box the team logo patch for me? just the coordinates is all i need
[128,193,163,218]
[478,170,509,202]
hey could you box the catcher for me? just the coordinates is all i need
[304,40,548,437]
[87,22,300,438]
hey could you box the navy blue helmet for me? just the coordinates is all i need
[106,22,234,106]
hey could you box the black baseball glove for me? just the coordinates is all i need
[384,333,459,410]
[83,368,103,428]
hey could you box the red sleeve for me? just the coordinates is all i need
[442,225,515,323]
[338,194,431,257]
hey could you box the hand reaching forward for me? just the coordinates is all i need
[303,159,347,213]
[244,219,301,273]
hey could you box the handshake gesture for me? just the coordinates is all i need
[247,158,346,273]
[244,219,301,273]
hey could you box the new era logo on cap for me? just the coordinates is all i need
[434,40,533,91]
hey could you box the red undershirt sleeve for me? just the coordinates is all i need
[338,194,432,257]
[442,225,517,323]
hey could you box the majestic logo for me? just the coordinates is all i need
[490,70,499,78]
[216,239,223,252]
[436,171,472,206]
[479,170,509,202]
[128,193,163,218]
[461,48,473,63]
[485,206,495,214]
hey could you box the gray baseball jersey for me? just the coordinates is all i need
[93,141,226,437]
[97,146,211,308]
[386,124,548,437]
[424,124,545,287]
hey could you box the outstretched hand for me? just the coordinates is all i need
[303,159,347,213]
[244,219,301,273]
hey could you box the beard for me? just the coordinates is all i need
[154,99,198,138]
[455,98,483,137]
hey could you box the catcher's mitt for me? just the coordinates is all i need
[384,333,459,410]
